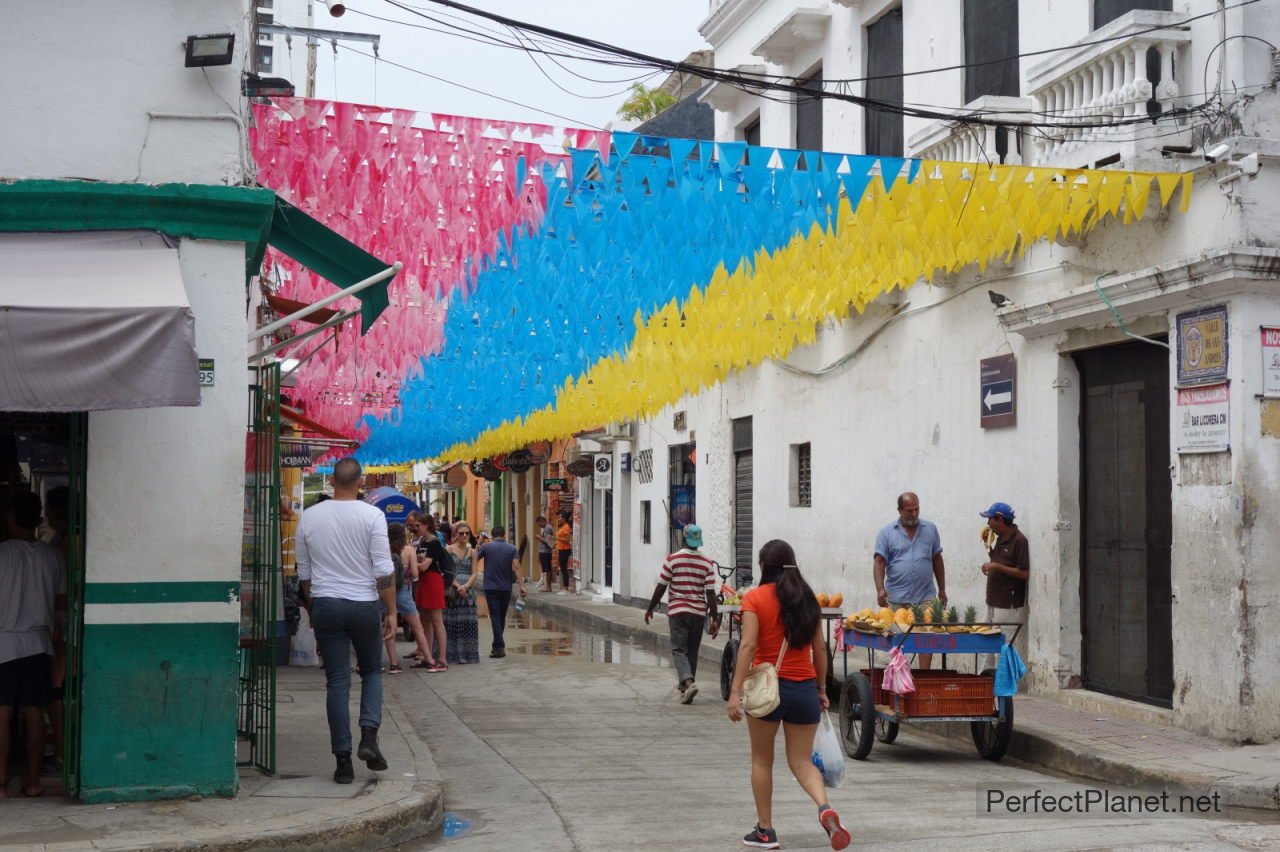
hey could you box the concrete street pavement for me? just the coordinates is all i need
[4,597,1280,851]
[527,592,1280,812]
[386,603,1279,851]
[0,665,442,851]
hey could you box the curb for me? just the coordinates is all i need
[527,596,1280,812]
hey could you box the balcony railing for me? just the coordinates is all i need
[907,96,1035,164]
[908,10,1192,169]
[1025,9,1191,167]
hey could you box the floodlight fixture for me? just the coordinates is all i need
[184,33,235,68]
[323,0,346,16]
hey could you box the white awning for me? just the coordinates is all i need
[0,231,199,411]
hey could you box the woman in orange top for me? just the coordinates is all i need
[554,511,574,594]
[727,540,850,851]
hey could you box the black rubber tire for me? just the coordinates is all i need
[972,667,1014,761]
[874,715,900,744]
[824,643,842,704]
[720,639,739,701]
[838,673,875,760]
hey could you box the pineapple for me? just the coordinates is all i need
[963,605,977,624]
[930,598,946,624]
[945,606,958,623]
[910,602,925,625]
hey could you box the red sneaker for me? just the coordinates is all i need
[819,806,850,851]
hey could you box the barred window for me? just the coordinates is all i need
[790,442,811,508]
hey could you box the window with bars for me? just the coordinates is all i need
[790,442,811,508]
[641,500,652,544]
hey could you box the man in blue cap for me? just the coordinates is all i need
[644,524,719,704]
[979,502,1029,665]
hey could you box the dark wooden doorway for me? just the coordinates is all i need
[1075,341,1173,705]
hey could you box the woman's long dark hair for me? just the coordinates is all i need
[758,539,819,647]
[387,522,406,552]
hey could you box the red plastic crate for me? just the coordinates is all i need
[865,669,994,716]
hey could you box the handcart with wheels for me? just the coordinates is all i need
[717,605,846,702]
[837,623,1021,761]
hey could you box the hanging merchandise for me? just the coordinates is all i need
[250,99,1195,464]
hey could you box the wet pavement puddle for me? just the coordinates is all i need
[499,611,671,668]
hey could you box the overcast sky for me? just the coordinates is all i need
[301,0,712,129]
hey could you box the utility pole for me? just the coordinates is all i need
[256,1,379,99]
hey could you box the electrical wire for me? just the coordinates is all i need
[388,0,1230,133]
[335,43,603,128]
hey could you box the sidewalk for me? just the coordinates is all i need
[1,666,442,852]
[528,590,1280,812]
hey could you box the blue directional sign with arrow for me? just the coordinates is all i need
[980,354,1016,428]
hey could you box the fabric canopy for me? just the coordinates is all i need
[0,231,199,411]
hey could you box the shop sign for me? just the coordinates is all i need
[593,455,612,489]
[1176,383,1229,452]
[199,357,215,387]
[544,477,568,492]
[1262,326,1280,397]
[1177,306,1228,385]
[281,445,313,467]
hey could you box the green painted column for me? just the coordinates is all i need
[492,477,506,528]
[79,583,240,803]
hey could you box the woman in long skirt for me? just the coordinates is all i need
[443,520,480,664]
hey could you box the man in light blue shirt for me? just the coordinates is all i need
[874,492,946,607]
[874,492,947,668]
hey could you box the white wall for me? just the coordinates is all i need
[631,0,1280,741]
[1,2,249,185]
[87,239,250,614]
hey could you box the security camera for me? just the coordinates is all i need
[323,0,345,16]
[1204,142,1232,163]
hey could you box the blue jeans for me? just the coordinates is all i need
[311,597,384,754]
[485,590,512,651]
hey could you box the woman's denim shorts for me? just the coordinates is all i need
[758,677,821,725]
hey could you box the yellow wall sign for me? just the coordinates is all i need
[1177,306,1228,385]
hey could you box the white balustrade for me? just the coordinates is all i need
[1026,10,1190,166]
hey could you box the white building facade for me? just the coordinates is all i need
[574,0,1280,742]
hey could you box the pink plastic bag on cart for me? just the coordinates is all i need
[883,647,915,694]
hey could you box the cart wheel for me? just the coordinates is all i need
[874,716,900,744]
[971,667,1014,761]
[838,673,875,760]
[720,639,739,701]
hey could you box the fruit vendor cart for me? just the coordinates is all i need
[716,606,846,702]
[837,624,1021,761]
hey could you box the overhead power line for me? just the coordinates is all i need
[387,0,1247,132]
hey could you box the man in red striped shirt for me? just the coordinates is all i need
[644,525,719,704]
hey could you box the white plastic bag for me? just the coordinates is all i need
[290,609,320,667]
[812,711,846,788]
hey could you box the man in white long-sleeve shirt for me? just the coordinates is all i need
[296,457,396,785]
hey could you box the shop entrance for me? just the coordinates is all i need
[1075,341,1174,706]
[1,411,87,798]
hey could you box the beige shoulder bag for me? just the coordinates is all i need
[741,639,788,718]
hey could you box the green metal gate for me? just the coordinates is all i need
[238,364,280,773]
[61,412,88,798]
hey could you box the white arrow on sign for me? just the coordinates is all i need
[984,388,1012,411]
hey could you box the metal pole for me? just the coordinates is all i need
[306,0,317,98]
[248,262,401,343]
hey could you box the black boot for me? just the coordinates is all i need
[357,726,387,771]
[333,752,354,784]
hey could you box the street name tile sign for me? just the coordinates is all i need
[980,353,1016,429]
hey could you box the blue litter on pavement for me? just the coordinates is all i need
[443,812,473,839]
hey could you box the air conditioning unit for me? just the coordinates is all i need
[604,420,634,440]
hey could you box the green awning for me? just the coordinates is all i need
[263,197,394,333]
[0,180,395,335]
